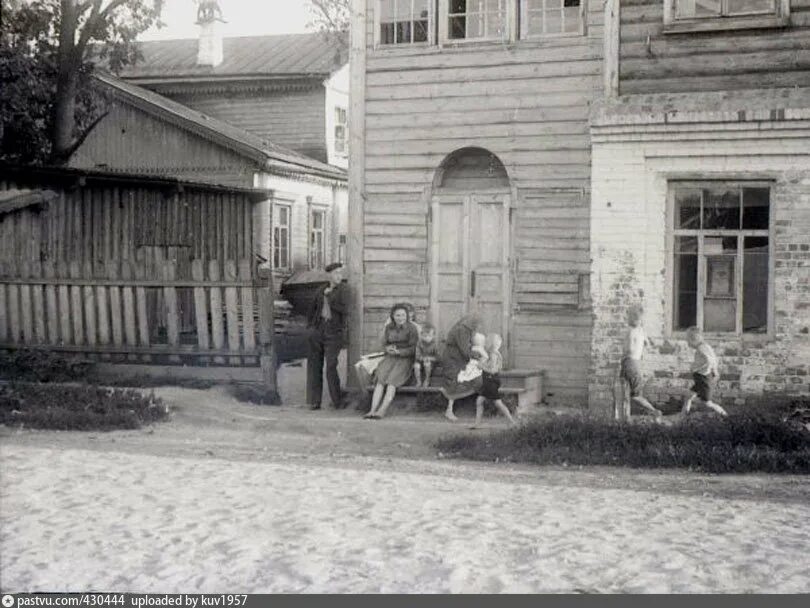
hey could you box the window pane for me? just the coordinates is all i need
[563,7,581,32]
[674,237,698,330]
[704,254,736,332]
[674,189,701,229]
[467,12,485,38]
[727,0,774,15]
[450,0,467,12]
[380,0,394,20]
[413,18,428,41]
[449,15,466,38]
[545,9,562,34]
[380,22,395,44]
[742,187,770,229]
[703,187,741,230]
[396,20,412,43]
[678,0,723,18]
[743,236,768,333]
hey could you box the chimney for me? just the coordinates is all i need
[196,1,224,67]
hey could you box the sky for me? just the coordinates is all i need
[139,0,315,41]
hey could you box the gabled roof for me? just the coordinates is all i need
[120,32,347,82]
[94,72,346,182]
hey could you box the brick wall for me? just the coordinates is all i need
[589,114,810,412]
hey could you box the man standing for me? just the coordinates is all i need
[307,262,349,409]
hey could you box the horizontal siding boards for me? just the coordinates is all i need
[619,0,810,94]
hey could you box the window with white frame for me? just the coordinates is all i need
[669,0,779,20]
[272,203,291,271]
[310,208,327,269]
[378,0,432,45]
[445,0,510,42]
[334,107,348,155]
[671,183,771,336]
[521,0,584,37]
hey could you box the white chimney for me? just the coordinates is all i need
[196,1,224,67]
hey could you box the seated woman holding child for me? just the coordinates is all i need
[364,303,419,419]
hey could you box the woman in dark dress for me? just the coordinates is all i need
[364,303,418,419]
[441,313,484,421]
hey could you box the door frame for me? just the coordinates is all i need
[429,188,513,360]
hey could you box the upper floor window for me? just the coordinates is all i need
[521,0,584,37]
[676,0,776,19]
[445,0,510,42]
[334,107,348,156]
[378,0,432,45]
[670,183,771,336]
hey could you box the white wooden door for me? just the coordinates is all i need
[430,192,511,348]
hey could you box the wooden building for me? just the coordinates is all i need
[119,32,350,169]
[589,0,810,409]
[349,0,604,405]
[0,165,276,386]
[71,73,349,288]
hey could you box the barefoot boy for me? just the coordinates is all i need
[682,327,728,417]
[620,306,663,418]
[471,333,516,428]
[413,323,439,387]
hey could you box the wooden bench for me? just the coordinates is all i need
[364,368,545,410]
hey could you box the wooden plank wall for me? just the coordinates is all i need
[620,0,810,94]
[169,84,330,164]
[69,103,256,189]
[360,2,603,404]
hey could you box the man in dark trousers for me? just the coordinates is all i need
[307,262,349,409]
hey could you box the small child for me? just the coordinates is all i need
[472,333,516,428]
[619,306,663,419]
[682,327,728,417]
[457,332,487,382]
[413,323,439,387]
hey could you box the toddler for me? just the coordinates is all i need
[457,332,487,382]
[413,323,439,387]
[472,333,516,427]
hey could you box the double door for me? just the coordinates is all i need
[430,192,511,350]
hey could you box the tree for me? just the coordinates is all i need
[0,0,163,165]
[308,0,350,46]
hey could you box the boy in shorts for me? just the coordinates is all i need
[682,327,728,417]
[619,306,663,418]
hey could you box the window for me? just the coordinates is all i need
[272,203,291,271]
[671,183,771,336]
[522,0,584,37]
[445,0,510,42]
[675,0,776,19]
[334,107,348,155]
[378,0,432,45]
[310,208,327,269]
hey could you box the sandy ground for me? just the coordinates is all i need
[1,386,809,593]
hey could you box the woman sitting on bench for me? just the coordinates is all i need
[364,303,418,419]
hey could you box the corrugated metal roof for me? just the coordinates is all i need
[95,72,347,182]
[120,32,347,81]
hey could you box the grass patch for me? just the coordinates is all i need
[0,383,169,431]
[0,350,94,383]
[226,383,281,406]
[436,410,810,474]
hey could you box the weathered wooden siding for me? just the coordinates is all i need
[361,3,603,405]
[166,84,329,163]
[70,103,257,188]
[619,0,810,94]
[0,172,256,281]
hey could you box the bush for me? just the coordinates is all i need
[436,412,810,474]
[0,383,169,431]
[0,350,94,383]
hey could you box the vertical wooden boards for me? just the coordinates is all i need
[121,261,138,349]
[239,259,256,357]
[107,260,124,348]
[96,270,111,347]
[191,259,210,365]
[208,260,225,364]
[257,267,277,395]
[0,279,7,344]
[134,263,150,350]
[163,260,180,363]
[57,260,71,345]
[31,260,46,344]
[604,0,619,99]
[43,261,59,344]
[224,259,240,364]
[7,280,20,344]
[69,261,84,346]
[82,260,97,347]
[19,262,34,344]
